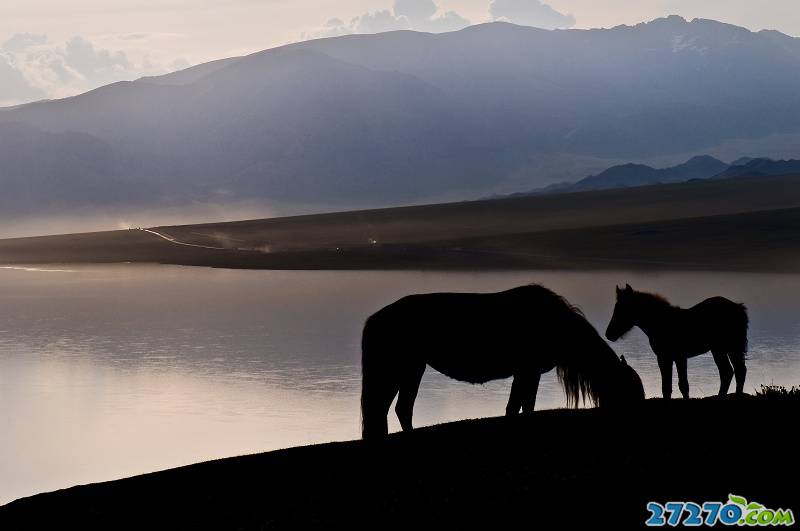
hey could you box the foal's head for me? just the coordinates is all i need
[605,284,637,341]
[605,284,672,341]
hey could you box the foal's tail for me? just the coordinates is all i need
[360,315,391,440]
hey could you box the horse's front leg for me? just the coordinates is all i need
[656,355,673,399]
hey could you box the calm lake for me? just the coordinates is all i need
[1,265,799,504]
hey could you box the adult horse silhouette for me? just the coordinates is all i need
[605,284,748,399]
[360,284,645,439]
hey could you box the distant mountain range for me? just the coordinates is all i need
[510,156,800,196]
[2,16,800,220]
[713,158,800,180]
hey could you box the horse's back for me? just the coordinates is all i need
[686,296,748,353]
[691,296,743,311]
[689,296,747,322]
[368,291,530,347]
[362,287,562,383]
[371,289,531,326]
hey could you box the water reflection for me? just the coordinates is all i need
[0,265,798,504]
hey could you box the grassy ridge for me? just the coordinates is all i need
[0,395,796,530]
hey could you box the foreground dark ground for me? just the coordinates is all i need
[3,174,800,271]
[1,395,796,530]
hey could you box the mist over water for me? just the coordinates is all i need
[0,202,281,239]
[0,265,798,504]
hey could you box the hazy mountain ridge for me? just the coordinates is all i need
[575,155,729,190]
[714,158,800,180]
[2,17,800,218]
[0,122,159,213]
[510,155,800,197]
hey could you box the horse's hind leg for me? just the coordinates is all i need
[364,382,399,439]
[395,360,426,432]
[506,374,524,415]
[675,357,690,399]
[728,352,747,394]
[507,371,539,415]
[656,355,673,399]
[521,372,541,414]
[712,350,733,395]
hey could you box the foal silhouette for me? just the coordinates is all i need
[605,284,749,399]
[360,284,645,439]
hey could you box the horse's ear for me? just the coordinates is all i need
[625,283,632,292]
[615,285,622,296]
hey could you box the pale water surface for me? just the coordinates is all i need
[1,266,799,504]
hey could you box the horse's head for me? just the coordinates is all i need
[598,354,646,407]
[605,284,636,342]
[617,354,645,402]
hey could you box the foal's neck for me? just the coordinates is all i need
[635,295,678,337]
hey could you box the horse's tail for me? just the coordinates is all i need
[361,314,391,440]
[557,348,608,408]
[556,313,606,408]
[557,361,597,408]
[728,302,749,361]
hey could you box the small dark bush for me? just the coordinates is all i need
[755,384,800,397]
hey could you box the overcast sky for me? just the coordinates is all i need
[2,0,799,105]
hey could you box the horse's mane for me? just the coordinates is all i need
[635,290,670,305]
[631,290,676,312]
[515,284,586,316]
[519,284,613,408]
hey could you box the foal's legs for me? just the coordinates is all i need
[395,361,426,432]
[656,355,673,399]
[711,350,734,395]
[729,353,747,394]
[675,357,690,399]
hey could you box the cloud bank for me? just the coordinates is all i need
[0,33,190,106]
[3,1,577,106]
[489,0,575,29]
[304,0,575,40]
[304,0,471,39]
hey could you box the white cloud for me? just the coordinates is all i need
[0,33,191,105]
[170,57,191,71]
[303,0,470,40]
[63,36,130,80]
[2,33,48,53]
[425,11,471,32]
[0,55,45,106]
[489,0,576,29]
[394,0,438,24]
[355,10,412,33]
[304,18,354,40]
[304,0,577,41]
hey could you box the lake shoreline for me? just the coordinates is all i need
[1,394,796,530]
